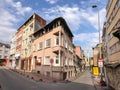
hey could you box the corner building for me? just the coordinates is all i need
[32,17,74,80]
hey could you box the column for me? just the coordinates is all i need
[59,50,61,66]
[59,31,61,46]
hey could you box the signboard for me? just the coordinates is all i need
[93,66,99,76]
[98,58,103,67]
[98,61,103,67]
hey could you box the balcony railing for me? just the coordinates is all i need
[52,66,63,71]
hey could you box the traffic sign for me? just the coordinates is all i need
[98,61,103,67]
[98,58,103,62]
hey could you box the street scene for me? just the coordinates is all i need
[0,66,103,90]
[0,0,120,90]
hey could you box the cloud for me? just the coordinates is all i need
[6,0,32,15]
[82,8,106,30]
[42,5,106,32]
[45,0,59,4]
[0,0,32,43]
[74,32,99,56]
[74,32,99,44]
[43,5,82,31]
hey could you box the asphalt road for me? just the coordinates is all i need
[0,66,95,90]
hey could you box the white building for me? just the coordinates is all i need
[0,42,10,59]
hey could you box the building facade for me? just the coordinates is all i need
[9,34,16,67]
[32,17,74,80]
[74,46,85,75]
[93,44,100,67]
[103,0,120,89]
[0,42,10,65]
[0,42,10,59]
[20,13,46,71]
[15,27,24,69]
[106,0,120,63]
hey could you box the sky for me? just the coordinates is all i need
[0,0,108,56]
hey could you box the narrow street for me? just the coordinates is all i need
[0,66,97,90]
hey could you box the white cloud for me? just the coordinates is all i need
[45,0,59,4]
[0,9,17,43]
[74,32,99,56]
[6,0,32,15]
[43,5,82,31]
[43,5,106,32]
[0,0,32,43]
[74,32,99,44]
[82,8,106,30]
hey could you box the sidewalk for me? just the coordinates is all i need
[91,75,108,90]
[9,67,54,83]
[8,67,86,83]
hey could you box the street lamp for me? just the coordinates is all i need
[92,5,103,82]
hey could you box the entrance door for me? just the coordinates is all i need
[63,72,67,80]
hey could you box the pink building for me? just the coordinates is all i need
[32,17,75,80]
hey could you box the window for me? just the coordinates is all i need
[69,59,73,65]
[118,0,120,7]
[44,56,50,65]
[55,55,59,64]
[64,40,67,48]
[4,56,7,59]
[38,42,42,50]
[5,50,8,54]
[55,36,59,46]
[25,29,28,35]
[46,72,50,77]
[45,39,51,48]
[65,58,68,65]
[30,23,33,31]
[37,57,42,62]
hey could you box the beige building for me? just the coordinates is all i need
[32,17,75,80]
[20,13,46,71]
[92,44,101,66]
[105,0,120,64]
[102,0,120,89]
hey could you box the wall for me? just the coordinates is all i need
[106,65,120,90]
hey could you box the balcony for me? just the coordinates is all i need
[52,46,64,54]
[113,27,120,41]
[52,66,63,71]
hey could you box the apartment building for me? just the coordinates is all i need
[106,0,120,63]
[0,42,10,59]
[20,13,46,71]
[102,0,120,89]
[9,34,16,67]
[15,27,24,69]
[32,17,74,80]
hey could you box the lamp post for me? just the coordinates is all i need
[92,5,103,82]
